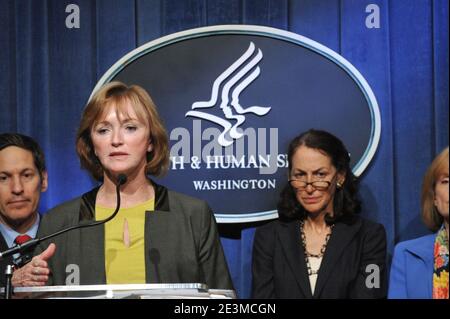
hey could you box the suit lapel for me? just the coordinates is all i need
[73,181,170,284]
[154,182,169,211]
[278,220,313,298]
[78,187,106,284]
[144,210,173,283]
[313,219,361,298]
[0,234,9,251]
[0,235,14,282]
[145,182,171,283]
[405,234,435,298]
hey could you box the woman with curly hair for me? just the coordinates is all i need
[252,129,387,298]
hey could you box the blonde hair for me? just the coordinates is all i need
[421,147,449,231]
[76,81,169,180]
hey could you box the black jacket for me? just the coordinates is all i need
[1,221,39,288]
[252,216,387,298]
[0,234,14,288]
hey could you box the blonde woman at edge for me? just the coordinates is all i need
[389,147,449,299]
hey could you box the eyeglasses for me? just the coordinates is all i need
[289,175,337,191]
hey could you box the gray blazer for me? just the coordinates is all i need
[35,182,234,290]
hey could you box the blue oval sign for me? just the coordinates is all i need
[92,25,381,223]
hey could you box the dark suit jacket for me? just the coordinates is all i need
[252,216,387,298]
[35,182,234,290]
[1,222,39,288]
[0,235,14,288]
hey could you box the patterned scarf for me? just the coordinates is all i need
[432,225,449,299]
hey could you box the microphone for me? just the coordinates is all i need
[117,174,127,186]
[0,174,128,260]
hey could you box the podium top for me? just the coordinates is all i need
[1,283,236,299]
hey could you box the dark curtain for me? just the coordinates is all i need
[0,0,448,298]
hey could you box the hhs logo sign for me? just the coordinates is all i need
[92,25,380,223]
[186,42,271,147]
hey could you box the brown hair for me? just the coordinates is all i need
[278,129,360,224]
[421,147,449,231]
[0,133,47,180]
[76,81,169,180]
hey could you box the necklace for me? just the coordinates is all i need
[300,220,333,275]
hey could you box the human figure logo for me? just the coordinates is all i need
[186,42,272,147]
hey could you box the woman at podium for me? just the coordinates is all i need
[24,81,233,290]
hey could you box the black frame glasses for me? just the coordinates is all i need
[289,174,337,191]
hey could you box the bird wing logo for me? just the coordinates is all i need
[185,42,271,147]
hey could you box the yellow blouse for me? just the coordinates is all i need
[95,198,154,284]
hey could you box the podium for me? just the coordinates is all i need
[1,283,236,299]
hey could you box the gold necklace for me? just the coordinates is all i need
[300,220,334,275]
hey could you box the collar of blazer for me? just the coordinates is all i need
[277,217,362,298]
[404,233,436,265]
[78,178,170,222]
